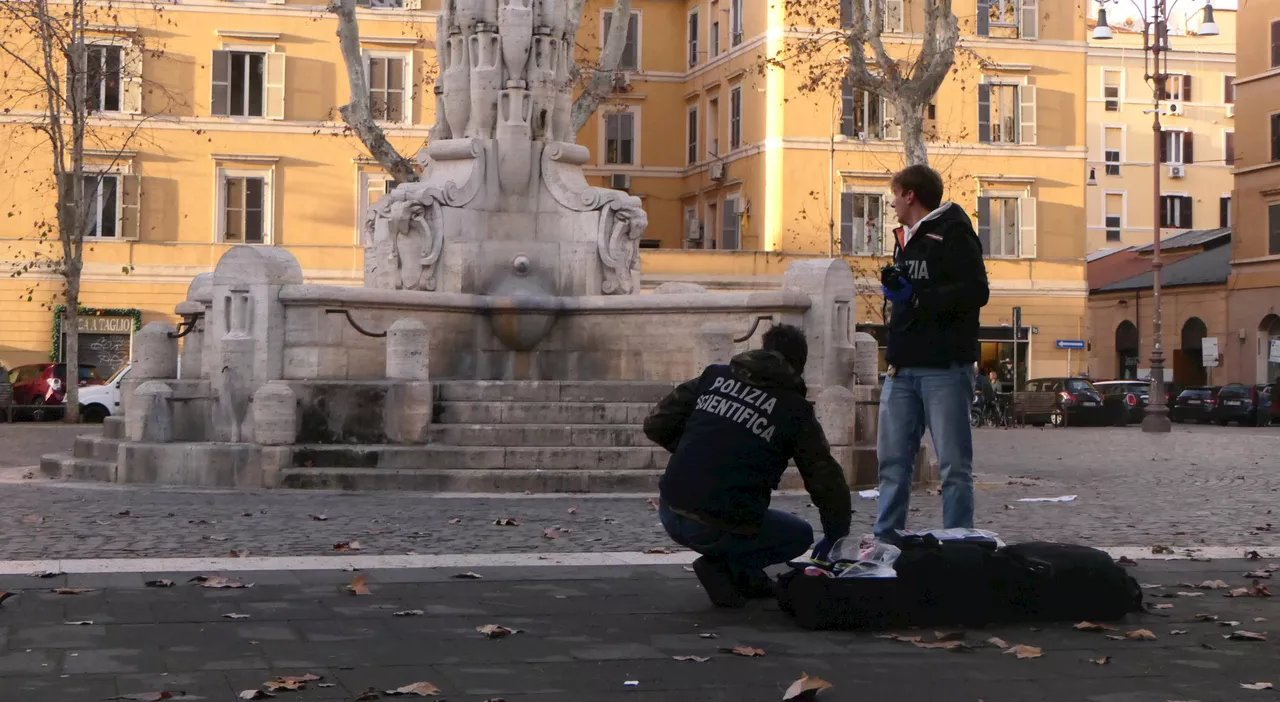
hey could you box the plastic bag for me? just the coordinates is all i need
[826,535,900,578]
[897,528,1005,548]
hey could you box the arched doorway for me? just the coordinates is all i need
[1260,314,1280,384]
[1115,321,1139,379]
[1176,317,1208,387]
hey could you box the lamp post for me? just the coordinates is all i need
[1092,0,1218,433]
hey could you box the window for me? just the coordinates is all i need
[84,174,119,238]
[604,111,635,165]
[707,97,719,157]
[358,172,396,240]
[1160,130,1193,164]
[1159,74,1191,102]
[357,0,408,6]
[603,11,640,71]
[1104,192,1123,242]
[1272,113,1280,161]
[1224,75,1234,104]
[220,172,270,243]
[212,50,285,119]
[978,196,1020,257]
[59,170,139,239]
[1272,20,1280,69]
[840,192,883,255]
[87,45,122,113]
[1220,195,1231,228]
[840,83,898,139]
[1160,195,1192,229]
[977,0,1038,40]
[1104,126,1122,175]
[688,10,699,67]
[687,105,698,165]
[1225,131,1235,166]
[366,56,407,123]
[1103,69,1120,111]
[838,0,904,33]
[721,197,741,249]
[711,19,720,56]
[729,86,742,149]
[730,0,743,47]
[978,82,1036,145]
[1271,204,1280,255]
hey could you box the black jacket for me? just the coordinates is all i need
[644,350,852,540]
[886,202,991,369]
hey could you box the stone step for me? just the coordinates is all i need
[40,453,116,482]
[74,435,123,462]
[436,381,673,404]
[279,467,666,493]
[292,444,669,471]
[103,416,126,440]
[436,401,654,425]
[427,423,650,447]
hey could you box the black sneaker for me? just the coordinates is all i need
[692,556,746,608]
[736,569,777,599]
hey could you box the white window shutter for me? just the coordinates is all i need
[1019,196,1037,259]
[266,52,287,120]
[881,195,895,255]
[1019,0,1039,40]
[122,44,144,115]
[1019,83,1037,145]
[882,97,900,140]
[210,50,230,117]
[884,0,904,33]
[403,57,414,124]
[121,174,141,240]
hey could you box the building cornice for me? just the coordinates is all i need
[1235,67,1280,86]
[215,29,284,41]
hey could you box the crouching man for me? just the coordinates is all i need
[643,324,852,608]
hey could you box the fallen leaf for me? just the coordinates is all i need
[567,507,578,514]
[189,575,252,589]
[699,633,718,639]
[1117,556,1137,566]
[1240,683,1274,691]
[52,587,94,595]
[394,610,424,617]
[644,547,673,555]
[1140,583,1163,589]
[1197,579,1229,590]
[0,591,15,606]
[1194,613,1218,622]
[477,624,520,639]
[875,633,922,643]
[782,672,833,700]
[1091,655,1110,665]
[1226,588,1252,597]
[29,570,62,578]
[333,540,362,551]
[1004,645,1042,659]
[542,528,560,540]
[309,514,328,521]
[913,640,971,651]
[239,691,275,700]
[1152,545,1174,554]
[144,579,174,588]
[1245,570,1273,579]
[1251,581,1273,597]
[1221,620,1242,627]
[492,518,521,527]
[65,620,94,626]
[107,693,181,701]
[647,498,659,510]
[1245,550,1262,560]
[1255,617,1268,622]
[1226,631,1267,641]
[1171,630,1188,635]
[673,655,710,662]
[1125,629,1157,641]
[984,637,1009,649]
[228,550,249,558]
[1176,591,1204,597]
[1153,603,1174,610]
[934,631,966,642]
[345,575,372,596]
[721,645,766,657]
[279,675,321,684]
[1104,635,1125,641]
[384,681,442,696]
[356,689,380,701]
[1073,621,1116,632]
[21,514,44,524]
[264,680,305,692]
[452,572,483,580]
[222,613,251,620]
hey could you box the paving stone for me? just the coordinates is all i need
[62,647,164,675]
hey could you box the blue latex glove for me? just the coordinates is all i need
[810,538,835,564]
[881,277,913,305]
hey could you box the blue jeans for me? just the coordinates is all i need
[658,504,814,579]
[873,363,976,538]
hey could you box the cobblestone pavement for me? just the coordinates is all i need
[0,423,1276,559]
[0,560,1275,701]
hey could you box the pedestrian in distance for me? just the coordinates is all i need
[643,324,852,608]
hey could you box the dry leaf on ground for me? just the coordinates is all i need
[1176,592,1204,597]
[29,570,62,578]
[1117,556,1138,566]
[1091,656,1111,665]
[356,688,381,701]
[1220,620,1242,627]
[144,579,174,588]
[190,575,252,589]
[647,498,659,510]
[699,633,718,639]
[1153,604,1174,610]
[934,631,966,642]
[1140,583,1163,589]
[985,637,1009,649]
[644,547,673,554]
[493,518,521,527]
[1197,580,1230,590]
[1251,581,1273,597]
[0,592,16,606]
[1004,645,1042,659]
[452,572,483,580]
[1152,545,1174,554]
[394,610,425,617]
[448,518,463,525]
[1226,631,1267,642]
[65,620,94,626]
[21,514,44,524]
[384,681,442,696]
[309,514,328,521]
[1245,550,1262,560]
[1194,613,1218,622]
[239,691,275,700]
[228,550,249,558]
[543,528,560,540]
[477,624,521,639]
[782,672,833,700]
[52,587,95,595]
[1125,629,1157,641]
[673,655,711,662]
[1240,683,1274,691]
[334,540,362,551]
[222,613,251,620]
[567,507,578,514]
[876,633,922,643]
[264,680,305,692]
[107,693,181,701]
[721,645,766,657]
[1171,630,1188,635]
[345,575,372,596]
[1073,622,1116,632]
[1245,570,1273,579]
[913,640,971,651]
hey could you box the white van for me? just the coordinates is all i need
[79,365,129,422]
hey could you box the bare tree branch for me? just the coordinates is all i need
[569,0,632,134]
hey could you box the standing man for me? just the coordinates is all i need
[875,164,990,540]
[644,324,852,608]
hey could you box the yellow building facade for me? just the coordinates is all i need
[1084,8,1236,254]
[1,0,1091,385]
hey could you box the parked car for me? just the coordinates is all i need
[1213,383,1271,426]
[78,365,129,423]
[1269,384,1279,426]
[1021,377,1128,427]
[1171,387,1221,424]
[1093,380,1149,423]
[0,363,11,420]
[8,363,106,421]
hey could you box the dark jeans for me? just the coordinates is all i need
[658,503,814,581]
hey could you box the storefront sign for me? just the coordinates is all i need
[75,316,134,334]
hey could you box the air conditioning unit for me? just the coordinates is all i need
[611,72,631,90]
[609,173,631,191]
[1226,104,1235,118]
[685,217,703,241]
[1166,102,1184,116]
[1168,164,1186,178]
[709,161,726,180]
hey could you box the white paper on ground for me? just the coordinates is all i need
[1017,495,1078,503]
[858,489,880,499]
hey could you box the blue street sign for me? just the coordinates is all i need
[1056,339,1086,350]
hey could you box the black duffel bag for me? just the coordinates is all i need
[1001,541,1144,622]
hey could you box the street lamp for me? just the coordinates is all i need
[1092,0,1216,434]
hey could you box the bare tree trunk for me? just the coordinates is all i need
[896,97,927,167]
[329,0,419,183]
[569,0,632,134]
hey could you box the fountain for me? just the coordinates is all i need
[41,0,937,493]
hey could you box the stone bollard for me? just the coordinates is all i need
[128,381,174,443]
[122,322,178,420]
[252,382,298,446]
[696,322,735,370]
[814,385,856,448]
[853,332,879,386]
[386,318,430,381]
